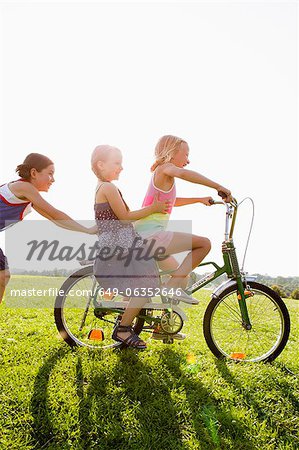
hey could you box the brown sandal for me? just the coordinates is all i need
[112,325,146,349]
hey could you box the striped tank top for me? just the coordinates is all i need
[0,180,32,231]
[134,172,176,238]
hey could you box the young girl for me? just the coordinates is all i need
[92,144,171,350]
[91,145,169,349]
[0,153,96,303]
[135,135,233,297]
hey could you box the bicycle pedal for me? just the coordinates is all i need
[88,329,104,341]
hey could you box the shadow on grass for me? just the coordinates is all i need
[30,344,261,450]
[157,348,255,450]
[31,348,229,450]
[30,346,69,449]
[214,358,299,446]
[74,349,185,449]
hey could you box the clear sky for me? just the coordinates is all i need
[0,1,298,277]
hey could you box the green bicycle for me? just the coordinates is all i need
[54,195,290,362]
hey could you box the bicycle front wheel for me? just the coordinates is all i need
[203,281,290,362]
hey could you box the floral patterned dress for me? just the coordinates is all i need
[93,196,160,297]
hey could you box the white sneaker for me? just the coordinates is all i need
[151,332,186,341]
[166,288,199,305]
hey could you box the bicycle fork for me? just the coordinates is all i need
[79,277,98,331]
[222,239,252,330]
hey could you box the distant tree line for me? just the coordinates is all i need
[252,274,299,299]
[200,273,299,299]
[12,268,75,277]
[12,268,299,299]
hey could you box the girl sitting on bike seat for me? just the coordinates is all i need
[91,144,171,350]
[135,135,233,295]
[0,153,95,304]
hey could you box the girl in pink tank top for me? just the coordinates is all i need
[135,135,233,304]
[134,170,176,246]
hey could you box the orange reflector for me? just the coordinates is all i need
[230,352,246,360]
[237,290,254,300]
[103,291,114,300]
[88,329,104,341]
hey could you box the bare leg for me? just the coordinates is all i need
[0,269,10,304]
[157,255,179,273]
[155,232,211,289]
[156,255,193,289]
[116,296,148,343]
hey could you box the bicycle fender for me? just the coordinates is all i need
[212,280,237,297]
[212,276,256,299]
[212,280,238,299]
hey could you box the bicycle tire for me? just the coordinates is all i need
[54,265,145,349]
[203,281,290,362]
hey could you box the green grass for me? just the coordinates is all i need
[0,275,298,450]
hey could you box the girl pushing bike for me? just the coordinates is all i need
[0,153,95,304]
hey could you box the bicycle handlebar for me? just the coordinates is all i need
[218,190,228,200]
[209,191,237,207]
[209,199,224,205]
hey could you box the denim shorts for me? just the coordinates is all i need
[0,247,9,271]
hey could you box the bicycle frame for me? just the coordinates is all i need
[184,201,252,328]
[88,200,252,330]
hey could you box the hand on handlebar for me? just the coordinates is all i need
[217,187,233,203]
[200,196,214,206]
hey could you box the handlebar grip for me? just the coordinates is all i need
[218,191,228,199]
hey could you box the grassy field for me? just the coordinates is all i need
[0,275,298,450]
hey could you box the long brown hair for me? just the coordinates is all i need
[16,153,53,180]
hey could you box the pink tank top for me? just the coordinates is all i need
[141,172,176,213]
[134,172,176,237]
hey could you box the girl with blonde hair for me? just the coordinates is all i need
[135,135,233,337]
[91,144,171,349]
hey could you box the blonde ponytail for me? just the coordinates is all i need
[150,135,187,172]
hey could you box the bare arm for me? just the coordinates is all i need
[163,163,232,200]
[17,183,95,234]
[174,197,213,207]
[102,183,169,221]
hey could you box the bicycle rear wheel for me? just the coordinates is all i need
[203,281,290,362]
[54,266,144,350]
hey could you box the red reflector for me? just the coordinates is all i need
[88,329,104,341]
[230,352,246,360]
